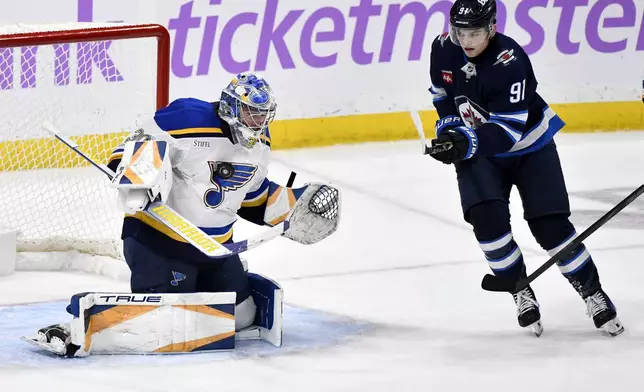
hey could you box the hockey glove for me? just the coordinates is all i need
[109,140,173,214]
[428,126,478,164]
[283,183,341,245]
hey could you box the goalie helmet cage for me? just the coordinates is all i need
[0,23,170,259]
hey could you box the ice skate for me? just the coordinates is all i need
[513,286,543,337]
[585,289,624,337]
[21,324,79,357]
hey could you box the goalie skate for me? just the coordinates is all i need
[21,324,79,357]
[21,336,67,357]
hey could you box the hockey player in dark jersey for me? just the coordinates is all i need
[427,0,623,337]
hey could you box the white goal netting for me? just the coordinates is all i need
[0,23,168,260]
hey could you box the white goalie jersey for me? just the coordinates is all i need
[108,97,341,263]
[108,98,272,253]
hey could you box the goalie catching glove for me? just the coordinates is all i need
[264,182,341,244]
[109,139,173,214]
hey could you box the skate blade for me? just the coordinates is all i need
[601,318,625,337]
[527,320,543,337]
[20,336,67,356]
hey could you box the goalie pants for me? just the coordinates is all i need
[454,141,601,297]
[123,237,252,305]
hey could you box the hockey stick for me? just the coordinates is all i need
[410,111,452,155]
[42,122,291,259]
[482,183,644,293]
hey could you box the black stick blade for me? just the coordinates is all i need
[481,274,517,293]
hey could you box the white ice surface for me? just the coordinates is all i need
[2,132,644,391]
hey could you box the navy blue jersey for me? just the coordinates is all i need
[429,32,564,157]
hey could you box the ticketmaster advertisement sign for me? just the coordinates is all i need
[1,0,643,149]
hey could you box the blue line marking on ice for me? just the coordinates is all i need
[0,301,371,367]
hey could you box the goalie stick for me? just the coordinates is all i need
[481,183,644,293]
[42,122,291,259]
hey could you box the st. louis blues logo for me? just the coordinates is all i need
[204,162,257,208]
[171,271,186,287]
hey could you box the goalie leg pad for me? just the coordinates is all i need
[236,273,284,347]
[25,292,238,356]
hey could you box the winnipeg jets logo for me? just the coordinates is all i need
[461,62,477,79]
[458,102,486,129]
[494,49,516,66]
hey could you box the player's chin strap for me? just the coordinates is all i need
[41,122,307,259]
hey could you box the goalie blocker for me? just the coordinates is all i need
[22,273,283,357]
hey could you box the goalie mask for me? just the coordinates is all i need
[218,73,277,149]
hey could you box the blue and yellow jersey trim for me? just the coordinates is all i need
[167,127,226,139]
[242,178,270,207]
[154,98,231,140]
[129,212,235,244]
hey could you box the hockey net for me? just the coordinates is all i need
[0,23,170,260]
